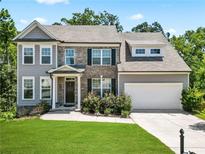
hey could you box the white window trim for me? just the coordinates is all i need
[132,48,163,57]
[22,45,35,65]
[92,49,111,66]
[65,48,75,65]
[40,76,51,100]
[22,76,35,100]
[40,45,52,65]
[92,77,111,97]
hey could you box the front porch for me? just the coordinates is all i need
[48,65,85,110]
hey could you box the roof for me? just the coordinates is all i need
[118,32,191,72]
[13,21,120,43]
[44,25,121,43]
[48,65,85,74]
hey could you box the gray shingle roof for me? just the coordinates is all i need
[118,32,191,72]
[44,25,121,43]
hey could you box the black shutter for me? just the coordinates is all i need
[87,79,92,93]
[111,48,116,65]
[111,78,116,95]
[87,48,92,65]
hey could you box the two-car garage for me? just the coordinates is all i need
[124,83,183,110]
[119,73,189,110]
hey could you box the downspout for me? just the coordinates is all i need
[49,73,53,108]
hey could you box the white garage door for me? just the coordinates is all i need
[124,83,183,110]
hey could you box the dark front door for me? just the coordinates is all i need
[65,81,75,103]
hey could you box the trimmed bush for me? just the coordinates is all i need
[82,93,132,117]
[181,87,205,112]
[30,101,51,115]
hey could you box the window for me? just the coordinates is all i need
[150,49,160,54]
[135,49,145,55]
[102,49,111,65]
[23,77,34,100]
[92,78,111,97]
[92,78,101,96]
[40,77,51,100]
[41,47,51,64]
[23,47,34,64]
[92,49,111,65]
[65,49,75,65]
[92,49,101,65]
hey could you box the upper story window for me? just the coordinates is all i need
[135,49,145,55]
[23,47,34,64]
[41,47,52,64]
[150,49,160,54]
[40,77,51,100]
[65,49,75,65]
[92,49,111,65]
[22,77,34,100]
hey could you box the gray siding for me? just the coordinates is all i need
[24,27,51,39]
[18,44,56,106]
[119,74,189,94]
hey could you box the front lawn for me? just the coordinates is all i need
[0,119,173,154]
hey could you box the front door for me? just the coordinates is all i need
[65,81,75,103]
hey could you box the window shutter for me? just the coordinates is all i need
[87,48,92,65]
[111,78,116,95]
[87,79,92,93]
[111,48,116,65]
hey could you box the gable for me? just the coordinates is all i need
[23,27,51,40]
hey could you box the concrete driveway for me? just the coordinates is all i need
[130,110,205,154]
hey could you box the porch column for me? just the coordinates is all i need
[52,76,56,109]
[77,75,81,109]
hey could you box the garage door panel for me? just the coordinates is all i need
[124,83,183,110]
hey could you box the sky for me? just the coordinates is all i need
[1,0,205,35]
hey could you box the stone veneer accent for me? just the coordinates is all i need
[57,46,119,105]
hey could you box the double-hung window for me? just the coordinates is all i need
[150,49,161,54]
[92,78,111,97]
[92,49,111,65]
[41,47,52,64]
[23,47,34,64]
[65,49,75,65]
[40,77,51,100]
[23,77,34,100]
[135,49,145,55]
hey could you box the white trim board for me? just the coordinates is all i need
[118,72,190,75]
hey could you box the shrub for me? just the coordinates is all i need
[0,111,15,120]
[181,87,205,112]
[82,93,101,114]
[30,101,51,115]
[121,110,130,118]
[104,108,112,116]
[82,93,132,117]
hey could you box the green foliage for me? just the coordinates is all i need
[121,110,130,118]
[0,105,16,120]
[82,93,131,116]
[132,21,165,35]
[82,93,101,114]
[0,9,17,116]
[57,8,123,32]
[171,27,205,91]
[30,101,51,115]
[181,88,205,112]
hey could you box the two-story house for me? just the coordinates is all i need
[14,21,191,113]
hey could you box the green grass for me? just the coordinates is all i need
[0,119,173,154]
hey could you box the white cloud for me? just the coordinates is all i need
[33,17,47,24]
[20,19,29,25]
[36,0,69,5]
[166,28,177,34]
[129,13,144,20]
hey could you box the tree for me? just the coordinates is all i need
[54,8,123,32]
[131,21,165,36]
[0,8,17,113]
[171,27,205,91]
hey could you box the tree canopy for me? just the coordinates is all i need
[54,8,123,32]
[171,27,205,91]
